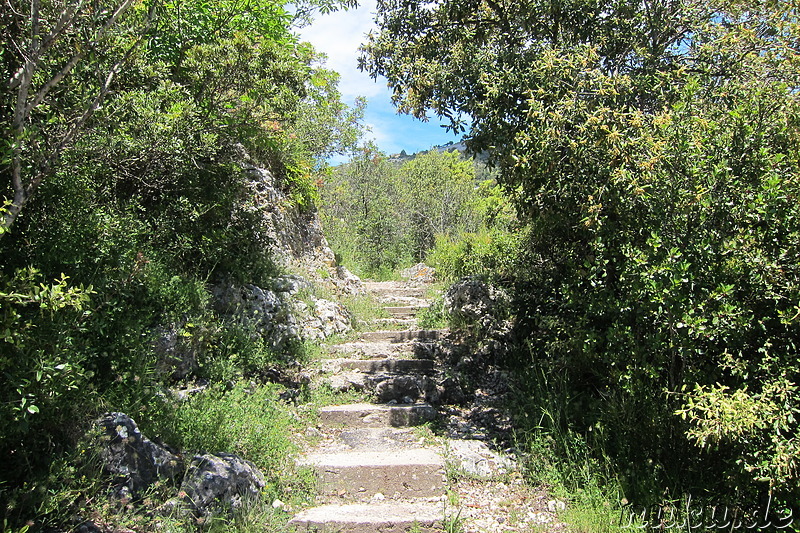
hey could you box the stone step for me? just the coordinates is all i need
[338,358,435,375]
[319,403,437,428]
[300,449,445,499]
[329,340,413,358]
[360,329,445,343]
[373,317,417,326]
[289,501,443,532]
[364,283,427,299]
[313,427,429,454]
[384,305,428,317]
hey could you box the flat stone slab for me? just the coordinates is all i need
[315,428,429,453]
[373,317,417,326]
[329,340,413,358]
[319,403,437,428]
[446,439,517,479]
[364,282,427,299]
[338,358,435,375]
[289,501,443,532]
[301,449,445,499]
[384,306,428,316]
[360,330,446,343]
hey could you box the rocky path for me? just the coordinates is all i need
[289,281,566,533]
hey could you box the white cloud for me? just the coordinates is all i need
[297,0,386,102]
[363,120,395,150]
[296,1,463,156]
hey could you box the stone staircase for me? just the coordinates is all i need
[289,281,449,532]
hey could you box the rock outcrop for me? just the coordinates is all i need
[244,166,336,269]
[95,413,267,519]
[96,413,184,499]
[400,263,436,283]
[444,277,509,327]
[164,453,266,518]
[212,279,352,350]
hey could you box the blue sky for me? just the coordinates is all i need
[296,1,463,159]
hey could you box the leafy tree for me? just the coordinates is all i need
[362,0,800,514]
[323,146,408,277]
[1,0,359,235]
[398,150,477,260]
[0,0,364,526]
[2,0,152,234]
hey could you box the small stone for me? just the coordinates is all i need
[371,492,385,502]
[272,499,285,510]
[547,499,566,513]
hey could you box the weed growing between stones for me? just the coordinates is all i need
[417,296,449,330]
[443,507,464,533]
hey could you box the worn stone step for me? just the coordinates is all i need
[289,501,443,532]
[338,358,435,375]
[329,340,413,358]
[313,427,430,454]
[301,449,445,499]
[384,305,428,317]
[319,403,437,428]
[373,317,417,326]
[360,329,445,343]
[364,283,427,299]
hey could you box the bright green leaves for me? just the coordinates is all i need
[678,380,800,487]
[0,267,96,450]
[361,0,800,511]
[146,0,295,66]
[0,268,94,346]
[322,148,497,278]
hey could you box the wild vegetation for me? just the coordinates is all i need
[323,146,519,280]
[360,0,800,526]
[1,0,362,529]
[5,0,800,530]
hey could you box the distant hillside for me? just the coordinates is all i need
[387,140,470,164]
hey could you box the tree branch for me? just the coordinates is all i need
[36,0,87,58]
[2,0,150,236]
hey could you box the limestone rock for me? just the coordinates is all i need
[438,376,466,405]
[213,280,352,350]
[243,166,336,268]
[153,323,200,381]
[332,265,365,295]
[401,263,436,283]
[96,413,184,499]
[444,278,509,326]
[271,275,311,295]
[446,439,515,479]
[326,371,367,392]
[300,298,352,340]
[166,453,266,518]
[374,375,438,404]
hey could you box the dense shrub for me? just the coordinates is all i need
[362,0,800,519]
[0,1,361,527]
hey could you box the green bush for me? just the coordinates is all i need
[145,383,305,496]
[362,0,800,518]
[426,228,523,283]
